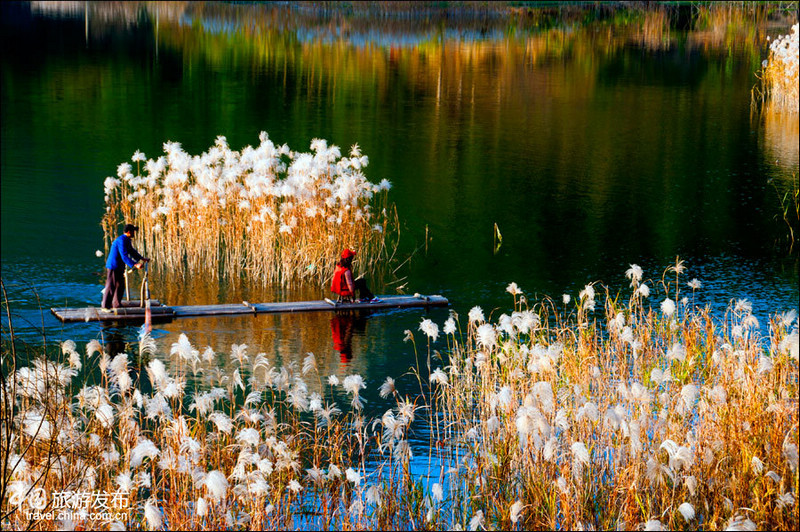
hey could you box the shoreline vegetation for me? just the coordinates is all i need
[3,2,798,530]
[2,262,798,530]
[754,23,799,114]
[101,134,396,287]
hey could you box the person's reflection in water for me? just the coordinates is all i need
[330,312,367,363]
[102,326,128,358]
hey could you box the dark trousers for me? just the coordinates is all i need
[338,278,374,302]
[102,267,126,309]
[353,278,374,300]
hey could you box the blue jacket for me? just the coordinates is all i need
[106,234,144,270]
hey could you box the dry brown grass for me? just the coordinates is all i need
[3,263,798,530]
[101,134,397,289]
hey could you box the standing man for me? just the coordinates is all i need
[102,223,149,310]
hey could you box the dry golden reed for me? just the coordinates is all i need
[424,262,799,530]
[101,133,396,287]
[756,24,799,114]
[3,262,798,530]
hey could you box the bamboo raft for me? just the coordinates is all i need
[51,295,449,323]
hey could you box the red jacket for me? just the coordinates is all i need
[331,264,353,296]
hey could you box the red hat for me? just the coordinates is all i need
[341,248,356,259]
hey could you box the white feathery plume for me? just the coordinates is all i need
[776,491,795,509]
[95,403,115,429]
[532,381,554,414]
[626,264,643,286]
[378,377,396,398]
[196,497,208,517]
[751,456,764,475]
[778,309,797,328]
[779,331,799,360]
[110,354,132,393]
[726,515,757,531]
[468,306,485,324]
[302,352,317,375]
[430,368,448,386]
[660,439,694,471]
[506,282,522,295]
[130,439,160,468]
[784,443,799,472]
[709,385,727,405]
[305,466,325,485]
[661,298,676,317]
[236,428,260,447]
[208,412,233,434]
[579,284,596,301]
[116,472,133,492]
[345,467,362,486]
[495,386,513,409]
[144,499,162,530]
[230,343,249,365]
[86,339,103,358]
[678,502,695,522]
[476,323,497,349]
[146,359,168,389]
[431,483,443,502]
[419,319,439,341]
[680,384,699,410]
[469,509,485,531]
[7,481,31,507]
[510,500,524,524]
[576,402,599,423]
[202,346,216,363]
[327,464,342,481]
[343,374,366,400]
[170,333,198,363]
[232,368,244,392]
[571,442,590,467]
[62,341,81,370]
[366,485,383,508]
[202,470,229,502]
[667,343,687,362]
[684,475,697,496]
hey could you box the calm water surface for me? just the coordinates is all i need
[1,2,798,472]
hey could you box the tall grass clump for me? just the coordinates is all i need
[426,263,799,530]
[756,23,799,114]
[1,330,435,530]
[101,133,397,287]
[3,263,798,530]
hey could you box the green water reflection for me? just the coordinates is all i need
[1,2,797,345]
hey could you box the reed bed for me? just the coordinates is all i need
[101,134,397,287]
[427,262,799,530]
[1,332,425,530]
[756,23,799,114]
[2,262,798,530]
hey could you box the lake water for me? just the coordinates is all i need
[1,2,798,450]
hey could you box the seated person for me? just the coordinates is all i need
[330,248,379,303]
